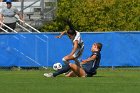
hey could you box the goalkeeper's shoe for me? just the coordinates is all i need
[44,73,54,77]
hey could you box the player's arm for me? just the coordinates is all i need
[81,55,97,64]
[55,30,67,38]
[69,40,78,56]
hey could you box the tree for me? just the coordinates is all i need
[40,0,140,32]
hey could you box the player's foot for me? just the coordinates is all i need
[44,73,54,77]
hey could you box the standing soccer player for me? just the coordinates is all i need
[44,29,84,77]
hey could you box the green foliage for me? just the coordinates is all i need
[40,0,140,32]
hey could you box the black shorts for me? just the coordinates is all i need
[82,62,97,77]
[1,22,16,32]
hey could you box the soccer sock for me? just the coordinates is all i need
[62,58,69,65]
[53,64,71,77]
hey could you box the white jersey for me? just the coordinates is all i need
[72,31,84,58]
[72,31,84,49]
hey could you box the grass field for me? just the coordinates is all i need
[0,68,140,93]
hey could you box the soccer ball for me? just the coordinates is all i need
[53,63,62,71]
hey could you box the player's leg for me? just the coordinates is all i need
[70,48,84,77]
[62,55,75,64]
[45,50,83,77]
[44,63,71,77]
[59,56,75,77]
[52,63,71,77]
[65,71,77,77]
[63,49,83,77]
[69,63,86,77]
[44,56,74,77]
[63,56,81,77]
[73,47,84,66]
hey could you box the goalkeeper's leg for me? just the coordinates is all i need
[53,63,71,77]
[69,63,86,77]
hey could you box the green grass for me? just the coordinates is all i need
[0,68,140,93]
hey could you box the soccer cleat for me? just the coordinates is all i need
[44,73,54,77]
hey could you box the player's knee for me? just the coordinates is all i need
[62,58,66,62]
[62,58,69,65]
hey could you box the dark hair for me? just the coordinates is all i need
[95,43,103,51]
[67,29,76,35]
[63,18,75,31]
[6,2,12,4]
